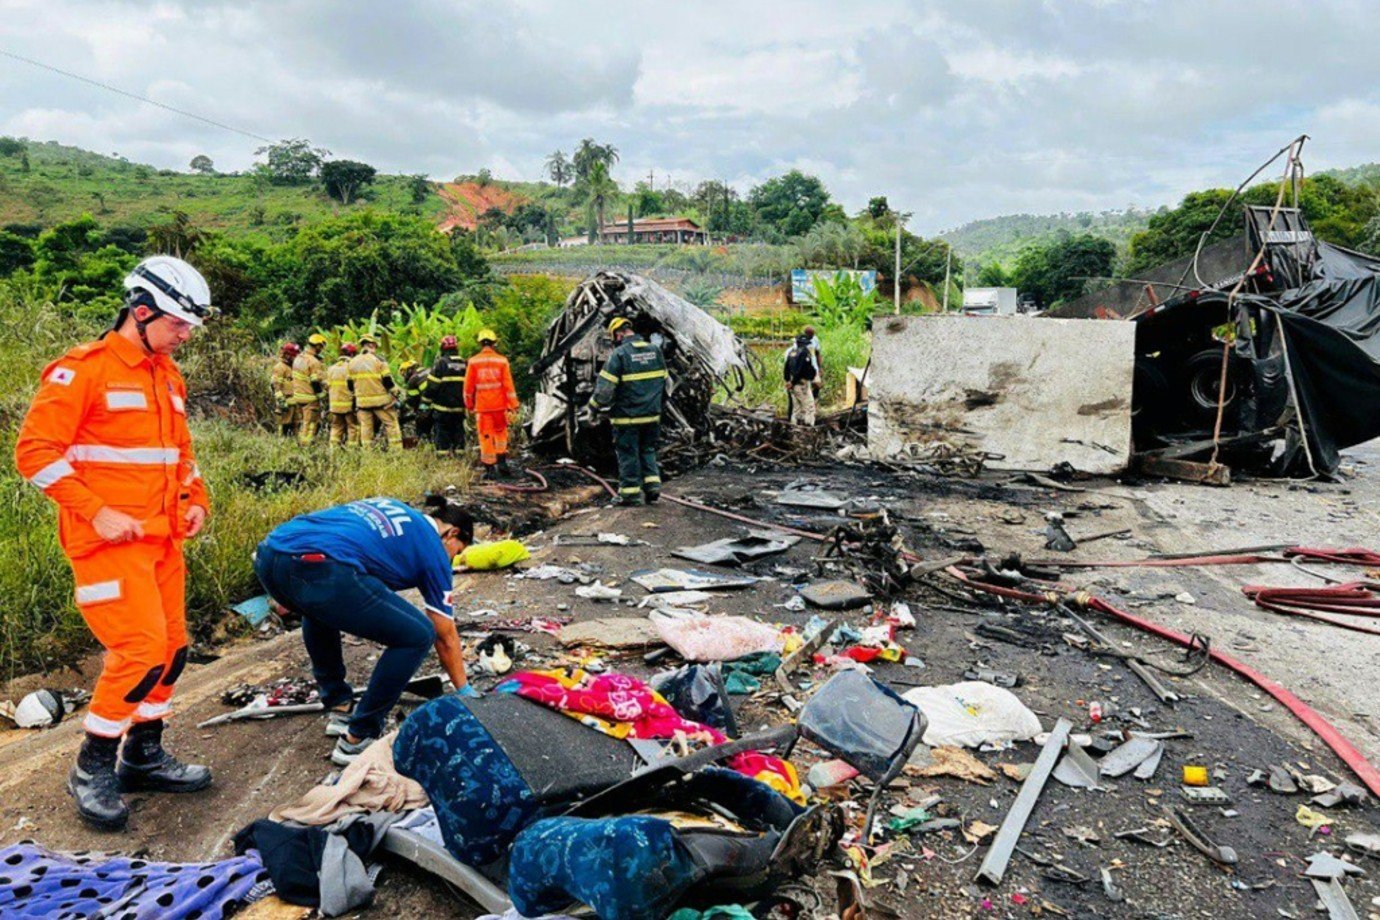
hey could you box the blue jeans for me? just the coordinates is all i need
[254,545,436,740]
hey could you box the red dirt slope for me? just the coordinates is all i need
[436,181,528,232]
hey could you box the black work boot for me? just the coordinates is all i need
[496,455,513,477]
[68,733,129,830]
[117,720,212,794]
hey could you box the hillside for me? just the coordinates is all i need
[939,207,1156,268]
[0,140,447,237]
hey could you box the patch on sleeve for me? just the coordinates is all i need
[47,366,76,386]
[443,590,454,608]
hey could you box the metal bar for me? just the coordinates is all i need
[1310,878,1359,920]
[976,718,1071,886]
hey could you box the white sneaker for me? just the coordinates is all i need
[331,735,374,766]
[325,709,352,738]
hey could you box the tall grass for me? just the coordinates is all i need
[0,284,473,677]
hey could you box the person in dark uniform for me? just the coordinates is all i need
[587,317,667,506]
[421,335,467,456]
[399,360,431,441]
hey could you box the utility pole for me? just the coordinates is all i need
[894,212,904,315]
[647,168,655,188]
[942,246,953,312]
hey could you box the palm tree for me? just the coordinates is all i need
[583,162,618,244]
[573,138,619,183]
[545,150,571,187]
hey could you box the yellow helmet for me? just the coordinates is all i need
[477,328,498,345]
[359,333,379,347]
[399,359,418,374]
[307,333,327,346]
[608,317,631,335]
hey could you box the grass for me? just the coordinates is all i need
[0,283,473,677]
[0,140,447,239]
[726,321,870,413]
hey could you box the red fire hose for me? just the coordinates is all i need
[560,468,1380,797]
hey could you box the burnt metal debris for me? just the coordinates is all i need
[528,270,759,465]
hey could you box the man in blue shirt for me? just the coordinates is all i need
[254,495,473,764]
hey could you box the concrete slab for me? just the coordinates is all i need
[868,314,1135,474]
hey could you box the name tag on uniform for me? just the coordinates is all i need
[105,389,149,411]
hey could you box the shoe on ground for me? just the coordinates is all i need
[116,754,213,794]
[644,490,661,504]
[610,496,644,508]
[325,708,352,737]
[68,765,129,831]
[331,735,375,766]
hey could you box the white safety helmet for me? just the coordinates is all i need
[123,255,214,327]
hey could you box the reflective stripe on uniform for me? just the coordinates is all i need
[621,369,668,382]
[599,369,620,383]
[432,404,466,412]
[67,445,180,465]
[644,475,662,483]
[611,415,661,425]
[134,700,172,720]
[29,458,75,488]
[84,711,130,738]
[619,486,643,495]
[350,372,383,380]
[75,579,122,605]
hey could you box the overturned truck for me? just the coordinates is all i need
[1128,206,1380,477]
[529,271,758,465]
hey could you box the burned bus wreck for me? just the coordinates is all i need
[528,271,759,465]
[1132,207,1380,477]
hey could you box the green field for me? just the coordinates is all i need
[0,140,447,238]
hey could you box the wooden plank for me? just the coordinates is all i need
[1133,454,1232,486]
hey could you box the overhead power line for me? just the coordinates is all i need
[0,47,276,144]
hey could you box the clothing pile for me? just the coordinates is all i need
[0,843,272,919]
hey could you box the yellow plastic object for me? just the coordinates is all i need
[1182,765,1209,786]
[456,539,530,571]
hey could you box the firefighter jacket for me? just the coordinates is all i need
[348,351,397,409]
[422,353,467,413]
[291,350,324,405]
[270,359,293,407]
[15,330,210,560]
[463,346,518,414]
[403,367,430,411]
[325,358,354,413]
[590,335,667,425]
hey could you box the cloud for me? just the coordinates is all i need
[1,0,1379,231]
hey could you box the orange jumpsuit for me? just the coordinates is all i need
[14,331,208,738]
[463,346,519,466]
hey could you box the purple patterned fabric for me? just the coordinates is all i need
[0,842,270,920]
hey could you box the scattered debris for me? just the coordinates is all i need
[799,580,873,610]
[673,531,800,566]
[975,718,1072,886]
[907,746,998,785]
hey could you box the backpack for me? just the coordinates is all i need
[786,347,816,384]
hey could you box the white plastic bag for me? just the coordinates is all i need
[902,681,1043,749]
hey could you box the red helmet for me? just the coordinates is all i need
[341,342,358,356]
[281,342,300,358]
[440,334,458,351]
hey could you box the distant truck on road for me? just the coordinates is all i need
[962,286,1019,316]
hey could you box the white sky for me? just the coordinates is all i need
[2,0,1378,233]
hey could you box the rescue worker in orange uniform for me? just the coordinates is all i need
[292,333,328,445]
[463,329,519,477]
[14,256,215,830]
[326,342,359,448]
[270,342,300,437]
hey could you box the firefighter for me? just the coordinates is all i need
[400,359,432,441]
[421,334,467,455]
[588,316,667,506]
[292,333,328,445]
[349,334,402,450]
[14,255,215,830]
[326,342,359,448]
[463,329,518,476]
[270,342,300,437]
